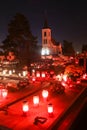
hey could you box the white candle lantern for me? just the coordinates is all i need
[2,89,8,98]
[48,103,53,117]
[22,101,29,116]
[33,96,39,107]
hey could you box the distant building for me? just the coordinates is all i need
[41,19,62,59]
[0,51,5,61]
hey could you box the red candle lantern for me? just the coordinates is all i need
[33,96,39,107]
[82,74,86,79]
[2,89,8,98]
[36,72,40,77]
[32,69,35,77]
[41,72,45,78]
[48,103,53,117]
[42,90,49,101]
[32,77,36,82]
[22,101,29,116]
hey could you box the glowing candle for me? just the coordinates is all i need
[18,73,21,77]
[9,70,12,75]
[32,69,35,77]
[23,71,26,77]
[13,69,15,73]
[42,90,49,101]
[2,70,7,75]
[36,72,40,77]
[32,77,36,82]
[41,72,45,78]
[22,101,29,116]
[33,96,39,107]
[2,89,8,98]
[48,103,53,117]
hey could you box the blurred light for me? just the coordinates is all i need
[9,70,12,75]
[36,72,40,77]
[18,73,21,77]
[2,70,7,75]
[41,48,50,55]
[46,48,49,55]
[61,81,66,87]
[82,74,86,79]
[22,71,27,77]
[56,74,62,81]
[32,69,35,77]
[41,48,45,55]
[62,74,67,82]
[41,72,45,78]
[13,69,15,73]
[76,79,81,84]
[32,69,35,73]
[32,77,36,82]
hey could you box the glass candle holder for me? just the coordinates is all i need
[2,89,8,98]
[22,100,29,116]
[36,72,40,77]
[42,90,49,101]
[41,72,45,78]
[48,103,53,117]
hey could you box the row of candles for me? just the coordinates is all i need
[2,69,28,77]
[22,89,54,117]
[0,88,54,117]
[2,69,46,79]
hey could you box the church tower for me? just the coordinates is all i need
[41,19,52,57]
[41,17,62,58]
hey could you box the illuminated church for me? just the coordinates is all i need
[41,19,62,59]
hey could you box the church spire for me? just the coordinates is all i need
[43,10,49,29]
[43,18,49,28]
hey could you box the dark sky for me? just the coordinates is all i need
[0,0,87,52]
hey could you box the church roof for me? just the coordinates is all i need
[51,38,60,46]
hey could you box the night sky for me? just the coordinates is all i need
[0,0,87,52]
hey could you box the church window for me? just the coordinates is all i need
[44,32,46,37]
[45,39,47,44]
[44,39,47,44]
